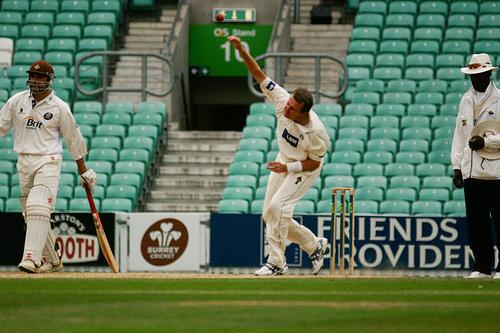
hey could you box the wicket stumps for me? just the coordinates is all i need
[330,187,356,275]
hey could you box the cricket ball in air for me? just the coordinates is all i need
[215,12,225,22]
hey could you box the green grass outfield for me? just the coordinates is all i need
[0,273,499,333]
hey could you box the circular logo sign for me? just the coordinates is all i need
[43,112,53,120]
[140,218,189,266]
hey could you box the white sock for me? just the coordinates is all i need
[23,218,50,266]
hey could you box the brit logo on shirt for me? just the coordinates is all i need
[282,128,299,147]
[266,81,276,91]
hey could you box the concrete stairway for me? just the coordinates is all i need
[286,0,352,103]
[145,131,242,212]
[107,7,176,104]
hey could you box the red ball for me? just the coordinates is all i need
[215,13,225,22]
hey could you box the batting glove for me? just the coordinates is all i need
[80,169,97,193]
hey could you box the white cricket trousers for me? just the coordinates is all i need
[17,154,62,210]
[262,157,322,269]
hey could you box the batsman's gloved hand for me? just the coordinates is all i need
[80,169,97,193]
[469,135,485,150]
[453,169,464,189]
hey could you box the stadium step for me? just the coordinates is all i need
[145,130,239,212]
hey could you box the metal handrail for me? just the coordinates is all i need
[267,0,288,53]
[247,52,349,102]
[164,0,187,56]
[74,51,175,103]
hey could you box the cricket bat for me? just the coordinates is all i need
[83,183,119,273]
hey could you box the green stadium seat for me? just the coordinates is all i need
[78,38,107,52]
[228,161,260,177]
[351,27,381,42]
[401,116,430,129]
[445,92,463,104]
[258,175,269,188]
[52,25,82,40]
[449,80,470,93]
[386,188,417,202]
[356,79,384,94]
[417,14,446,29]
[388,77,418,93]
[293,200,315,214]
[0,78,12,91]
[246,114,275,129]
[21,25,51,41]
[376,54,405,69]
[354,200,378,214]
[324,175,355,188]
[405,67,434,82]
[234,150,265,164]
[101,198,133,212]
[419,80,447,94]
[238,138,269,153]
[83,25,113,46]
[0,161,14,175]
[249,102,275,115]
[322,163,351,177]
[428,151,451,164]
[435,54,465,70]
[420,1,448,15]
[422,176,453,191]
[334,138,364,153]
[0,185,10,199]
[354,13,384,28]
[407,104,437,117]
[452,189,465,201]
[111,173,142,190]
[375,104,405,117]
[340,115,369,128]
[385,163,415,177]
[47,38,77,54]
[315,200,332,214]
[73,185,105,201]
[87,12,117,31]
[402,127,432,141]
[451,2,478,15]
[15,38,45,53]
[92,0,121,16]
[474,40,500,54]
[242,126,274,141]
[115,161,145,180]
[383,27,412,42]
[89,148,119,163]
[132,113,163,130]
[227,175,257,189]
[347,53,375,70]
[0,25,19,40]
[106,184,137,201]
[218,199,249,213]
[25,12,55,27]
[440,104,459,116]
[353,163,383,177]
[57,184,73,200]
[124,136,154,155]
[442,40,471,55]
[344,103,374,117]
[443,200,466,216]
[128,125,158,144]
[348,41,378,55]
[0,148,17,162]
[314,103,342,117]
[389,175,420,190]
[399,139,429,153]
[356,187,384,201]
[379,200,410,215]
[351,92,379,105]
[91,136,121,150]
[30,0,59,13]
[480,1,500,14]
[1,0,29,13]
[370,115,399,129]
[412,201,442,216]
[396,152,426,165]
[119,148,149,164]
[419,188,449,203]
[388,1,417,15]
[367,138,397,154]
[74,113,101,127]
[85,160,113,176]
[373,67,402,81]
[330,151,361,165]
[302,187,319,202]
[363,151,393,165]
[432,116,455,129]
[476,27,500,41]
[12,78,28,90]
[386,14,414,29]
[359,1,386,14]
[45,51,74,68]
[380,40,409,54]
[5,198,22,212]
[383,92,412,105]
[102,113,132,126]
[0,90,8,102]
[250,199,264,213]
[73,101,102,115]
[411,41,440,55]
[448,14,477,29]
[338,127,368,142]
[0,12,23,26]
[414,92,444,106]
[434,126,454,139]
[61,0,90,14]
[56,12,86,28]
[414,27,442,42]
[445,27,474,41]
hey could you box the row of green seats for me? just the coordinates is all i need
[1,0,123,15]
[219,198,465,216]
[0,24,114,44]
[0,197,133,212]
[0,11,117,30]
[359,1,500,16]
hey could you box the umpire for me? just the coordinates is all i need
[451,53,500,279]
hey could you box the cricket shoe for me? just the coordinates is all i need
[254,263,288,276]
[310,237,328,275]
[39,243,64,273]
[18,259,41,273]
[492,272,500,280]
[465,271,491,279]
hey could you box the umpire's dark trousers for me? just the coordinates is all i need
[464,178,500,274]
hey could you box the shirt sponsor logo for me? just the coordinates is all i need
[266,81,276,91]
[25,116,42,129]
[43,112,53,120]
[282,128,299,147]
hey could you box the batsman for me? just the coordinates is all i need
[0,60,96,273]
[228,36,330,275]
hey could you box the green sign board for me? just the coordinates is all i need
[189,24,272,77]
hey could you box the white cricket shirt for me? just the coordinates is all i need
[0,90,87,160]
[260,77,330,163]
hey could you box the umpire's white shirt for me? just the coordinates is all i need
[260,78,330,165]
[0,90,87,160]
[452,81,500,179]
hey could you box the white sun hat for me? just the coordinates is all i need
[461,53,498,75]
[470,120,500,159]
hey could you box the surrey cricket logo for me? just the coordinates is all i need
[141,218,189,266]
